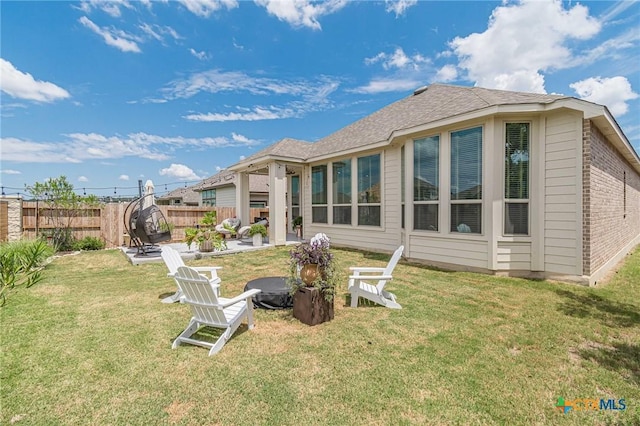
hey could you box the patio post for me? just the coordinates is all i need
[236,172,250,229]
[268,162,287,246]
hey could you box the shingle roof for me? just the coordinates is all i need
[239,138,314,164]
[309,84,568,158]
[158,185,200,204]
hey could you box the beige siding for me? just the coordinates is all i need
[216,186,236,207]
[544,113,581,275]
[409,235,488,269]
[497,242,531,270]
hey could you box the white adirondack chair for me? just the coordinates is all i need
[348,246,404,309]
[172,266,261,356]
[160,246,222,303]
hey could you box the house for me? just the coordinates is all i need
[193,169,269,208]
[156,185,201,206]
[228,84,640,285]
[156,170,269,208]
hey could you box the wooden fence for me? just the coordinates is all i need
[20,202,268,248]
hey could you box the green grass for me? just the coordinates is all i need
[1,246,639,425]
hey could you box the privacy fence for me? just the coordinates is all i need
[2,200,268,248]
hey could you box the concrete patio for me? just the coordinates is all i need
[121,233,302,265]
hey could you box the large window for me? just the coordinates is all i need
[414,136,439,231]
[358,154,381,226]
[450,127,482,233]
[311,165,328,223]
[332,159,352,225]
[504,123,530,235]
[201,189,216,206]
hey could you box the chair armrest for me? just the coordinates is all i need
[192,266,223,278]
[349,267,386,273]
[349,275,393,281]
[220,289,261,307]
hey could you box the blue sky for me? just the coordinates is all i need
[1,0,639,198]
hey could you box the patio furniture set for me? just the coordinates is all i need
[160,243,404,356]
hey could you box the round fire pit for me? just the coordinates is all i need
[244,276,293,310]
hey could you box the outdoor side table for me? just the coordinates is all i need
[293,286,334,326]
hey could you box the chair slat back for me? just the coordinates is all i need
[174,266,227,325]
[161,246,184,275]
[377,246,404,291]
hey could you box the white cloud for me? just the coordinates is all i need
[159,163,202,180]
[163,69,338,121]
[77,0,134,17]
[239,155,246,161]
[385,0,417,17]
[0,132,259,163]
[185,106,296,122]
[1,169,21,175]
[434,64,458,83]
[163,69,338,100]
[178,0,238,18]
[78,176,89,182]
[0,59,70,102]
[255,0,347,30]
[79,16,141,53]
[119,174,130,181]
[570,76,639,117]
[351,78,420,94]
[365,47,429,71]
[189,48,210,60]
[449,0,601,93]
[139,23,181,43]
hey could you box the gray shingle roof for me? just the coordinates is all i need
[239,138,314,164]
[232,84,571,166]
[309,84,568,158]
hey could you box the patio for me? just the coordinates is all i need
[121,233,302,265]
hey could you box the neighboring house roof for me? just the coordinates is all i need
[229,83,639,173]
[157,185,200,205]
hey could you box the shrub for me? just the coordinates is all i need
[73,236,105,251]
[0,239,54,307]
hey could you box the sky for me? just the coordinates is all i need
[1,0,639,199]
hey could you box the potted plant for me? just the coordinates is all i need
[184,227,198,251]
[287,233,337,302]
[292,216,302,238]
[248,223,267,247]
[198,229,226,252]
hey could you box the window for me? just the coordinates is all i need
[450,127,482,233]
[291,175,300,221]
[250,202,266,208]
[312,165,328,223]
[504,123,530,235]
[201,189,216,206]
[414,136,439,231]
[332,159,352,225]
[358,154,381,226]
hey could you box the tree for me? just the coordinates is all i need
[27,176,101,251]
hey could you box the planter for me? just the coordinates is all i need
[300,263,320,286]
[199,240,214,252]
[252,234,263,247]
[295,225,302,239]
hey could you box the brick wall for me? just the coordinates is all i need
[583,120,640,275]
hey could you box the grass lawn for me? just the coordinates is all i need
[2,246,639,425]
